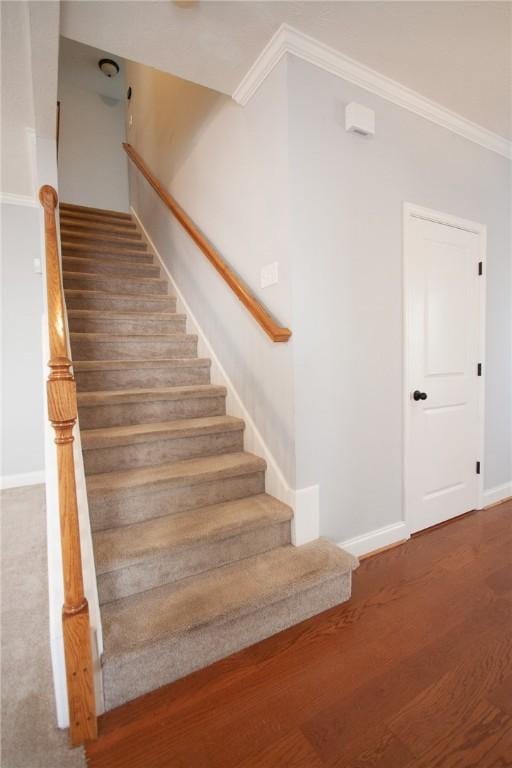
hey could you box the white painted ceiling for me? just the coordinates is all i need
[60,1,512,138]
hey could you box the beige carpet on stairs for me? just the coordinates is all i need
[60,202,358,711]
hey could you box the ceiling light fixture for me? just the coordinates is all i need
[98,58,120,78]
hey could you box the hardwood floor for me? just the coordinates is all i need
[86,500,512,768]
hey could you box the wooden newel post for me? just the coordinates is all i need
[39,185,98,746]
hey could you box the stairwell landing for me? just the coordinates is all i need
[61,201,357,710]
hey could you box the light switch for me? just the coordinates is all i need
[33,257,42,274]
[129,114,133,127]
[260,261,278,288]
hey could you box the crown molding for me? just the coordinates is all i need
[233,24,512,160]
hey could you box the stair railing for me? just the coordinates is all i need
[39,185,97,746]
[122,142,292,342]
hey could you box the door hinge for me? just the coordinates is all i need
[477,363,482,376]
[476,461,481,475]
[478,261,483,275]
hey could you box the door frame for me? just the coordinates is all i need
[402,202,487,533]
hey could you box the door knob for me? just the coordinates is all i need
[413,390,428,401]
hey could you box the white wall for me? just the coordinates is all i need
[0,203,45,484]
[288,55,511,542]
[0,2,35,197]
[126,57,297,486]
[58,37,129,211]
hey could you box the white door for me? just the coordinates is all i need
[404,207,484,534]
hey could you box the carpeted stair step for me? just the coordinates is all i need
[77,384,226,428]
[62,255,160,279]
[82,415,245,474]
[65,289,176,313]
[94,493,293,604]
[60,202,132,221]
[60,216,138,234]
[63,271,168,295]
[87,451,266,530]
[70,332,197,360]
[68,309,186,335]
[62,242,154,263]
[73,358,211,391]
[101,539,357,709]
[61,229,146,249]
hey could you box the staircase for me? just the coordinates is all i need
[60,201,357,711]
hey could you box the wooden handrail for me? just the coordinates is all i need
[122,143,292,342]
[39,185,97,746]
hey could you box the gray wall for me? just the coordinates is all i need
[1,204,45,480]
[126,57,297,486]
[57,37,129,212]
[289,55,511,541]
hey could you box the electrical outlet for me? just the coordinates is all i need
[260,261,278,288]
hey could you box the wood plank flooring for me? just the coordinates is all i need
[86,500,512,768]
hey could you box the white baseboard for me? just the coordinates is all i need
[0,470,45,490]
[131,206,321,545]
[339,520,410,558]
[483,482,512,508]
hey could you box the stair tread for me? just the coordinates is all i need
[78,384,226,405]
[64,288,174,302]
[61,202,132,220]
[70,331,196,341]
[60,217,137,232]
[68,309,183,319]
[61,227,142,240]
[94,493,293,573]
[63,270,165,286]
[86,451,266,494]
[63,255,157,271]
[81,415,244,448]
[73,358,210,370]
[62,242,153,258]
[102,540,356,657]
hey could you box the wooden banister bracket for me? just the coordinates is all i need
[122,142,292,343]
[39,185,97,746]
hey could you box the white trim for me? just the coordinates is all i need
[483,482,512,508]
[131,206,321,545]
[402,203,487,531]
[233,23,512,160]
[338,521,409,558]
[0,192,38,207]
[0,470,45,490]
[292,485,320,546]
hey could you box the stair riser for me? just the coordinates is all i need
[78,396,225,429]
[61,232,146,249]
[63,245,154,263]
[63,258,160,279]
[70,338,197,361]
[65,292,176,313]
[89,472,265,530]
[68,315,186,335]
[97,523,291,605]
[63,274,168,295]
[74,365,211,392]
[83,430,244,475]
[102,572,352,710]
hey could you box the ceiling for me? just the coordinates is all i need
[60,1,512,139]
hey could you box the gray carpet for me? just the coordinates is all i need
[1,485,85,768]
